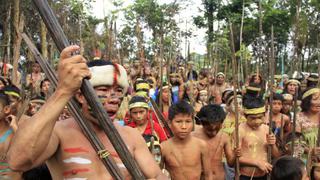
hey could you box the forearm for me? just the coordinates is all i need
[271,145,281,158]
[8,89,70,167]
[226,155,236,167]
[239,157,261,167]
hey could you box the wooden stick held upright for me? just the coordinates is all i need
[267,26,275,180]
[291,88,299,156]
[31,0,145,179]
[229,23,240,180]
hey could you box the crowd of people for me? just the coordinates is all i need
[0,45,318,180]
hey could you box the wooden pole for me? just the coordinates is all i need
[229,23,240,180]
[267,26,275,180]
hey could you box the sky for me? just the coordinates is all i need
[91,0,207,56]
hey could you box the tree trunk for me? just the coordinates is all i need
[3,3,12,67]
[12,0,24,86]
[107,19,113,61]
[40,21,48,59]
[135,18,144,60]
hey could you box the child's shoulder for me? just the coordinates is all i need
[191,136,208,148]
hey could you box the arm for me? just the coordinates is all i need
[224,134,236,167]
[267,134,281,158]
[7,91,64,171]
[200,141,213,180]
[7,45,90,171]
[132,128,168,180]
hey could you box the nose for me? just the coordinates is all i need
[181,122,187,129]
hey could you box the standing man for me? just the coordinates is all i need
[7,46,167,180]
[210,72,229,104]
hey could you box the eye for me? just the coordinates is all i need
[117,88,123,92]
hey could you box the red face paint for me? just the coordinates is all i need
[64,147,89,154]
[63,168,90,176]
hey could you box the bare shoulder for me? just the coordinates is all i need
[220,132,230,143]
[160,138,172,156]
[115,123,139,137]
[260,124,269,132]
[191,127,203,138]
[282,114,290,121]
[192,136,207,149]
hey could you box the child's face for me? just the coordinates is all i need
[0,103,9,121]
[230,98,243,113]
[130,107,148,126]
[313,166,320,180]
[170,113,193,140]
[246,113,265,130]
[201,121,222,138]
[285,139,307,158]
[310,92,320,113]
[272,100,282,113]
[282,100,292,113]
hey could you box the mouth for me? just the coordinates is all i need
[107,111,117,119]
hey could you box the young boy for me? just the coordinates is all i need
[271,156,308,180]
[193,104,238,180]
[161,101,212,180]
[267,93,290,140]
[239,97,280,180]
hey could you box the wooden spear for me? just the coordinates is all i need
[150,98,174,137]
[291,88,299,157]
[31,0,145,179]
[267,26,275,180]
[21,33,124,180]
[229,23,240,180]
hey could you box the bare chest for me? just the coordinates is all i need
[241,130,267,157]
[49,128,134,180]
[165,146,201,168]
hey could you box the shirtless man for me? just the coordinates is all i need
[26,62,45,95]
[161,101,212,180]
[0,93,21,180]
[210,72,229,104]
[193,104,238,180]
[239,97,280,180]
[7,46,167,180]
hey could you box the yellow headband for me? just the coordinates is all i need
[136,91,149,98]
[287,79,301,86]
[162,85,169,90]
[136,83,150,90]
[129,102,149,110]
[307,77,319,82]
[243,106,266,115]
[199,90,208,95]
[302,88,320,100]
[4,91,20,98]
[246,86,261,92]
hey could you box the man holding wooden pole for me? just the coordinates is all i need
[7,47,167,180]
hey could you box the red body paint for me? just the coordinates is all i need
[64,147,89,153]
[63,168,90,176]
